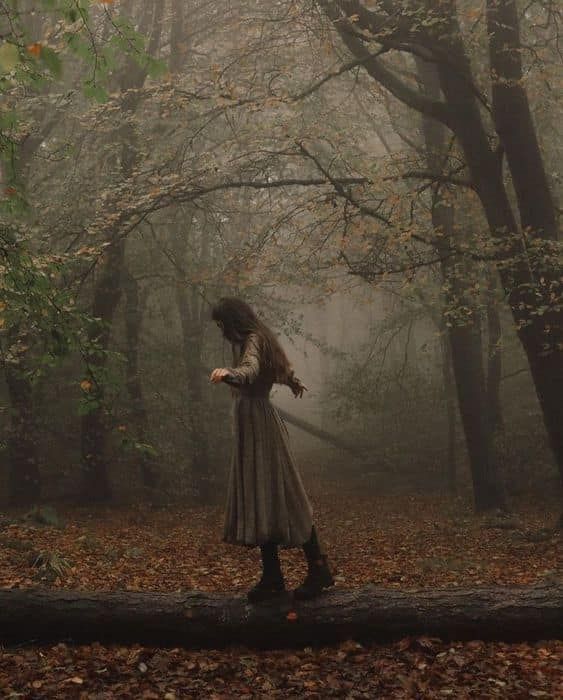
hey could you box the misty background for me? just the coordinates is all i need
[0,0,561,521]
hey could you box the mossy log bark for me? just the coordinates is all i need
[0,584,561,648]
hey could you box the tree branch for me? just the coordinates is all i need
[291,50,388,101]
[383,170,475,190]
[340,249,456,279]
[296,142,390,224]
[317,0,455,128]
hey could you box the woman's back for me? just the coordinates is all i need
[228,333,277,398]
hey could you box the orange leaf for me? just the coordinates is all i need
[27,43,42,58]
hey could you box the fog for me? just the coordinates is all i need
[0,1,561,676]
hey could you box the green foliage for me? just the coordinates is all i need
[30,549,72,580]
[82,80,109,104]
[1,227,89,377]
[0,0,160,190]
[0,1,163,433]
[77,346,126,416]
[40,47,63,78]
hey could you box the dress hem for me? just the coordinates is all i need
[222,535,309,549]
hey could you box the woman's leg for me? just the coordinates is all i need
[302,525,324,564]
[247,541,285,602]
[294,525,334,600]
[259,542,283,582]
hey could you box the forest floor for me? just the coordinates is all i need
[1,473,562,698]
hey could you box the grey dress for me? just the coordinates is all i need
[222,333,314,547]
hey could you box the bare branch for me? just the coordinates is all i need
[296,142,391,224]
[291,49,388,101]
[317,0,455,127]
[383,170,475,190]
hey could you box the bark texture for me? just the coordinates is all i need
[417,57,502,510]
[0,584,561,648]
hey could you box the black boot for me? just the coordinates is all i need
[247,542,286,603]
[294,526,334,601]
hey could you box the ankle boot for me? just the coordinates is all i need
[247,543,286,603]
[294,527,334,601]
[294,554,334,600]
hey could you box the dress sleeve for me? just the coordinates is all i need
[225,333,261,385]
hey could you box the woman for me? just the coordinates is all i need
[209,297,334,602]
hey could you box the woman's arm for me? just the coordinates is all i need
[210,334,261,386]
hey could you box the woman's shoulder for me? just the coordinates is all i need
[245,332,262,351]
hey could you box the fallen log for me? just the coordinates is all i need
[274,406,363,455]
[1,584,561,648]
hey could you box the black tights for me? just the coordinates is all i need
[259,525,324,577]
[302,524,323,564]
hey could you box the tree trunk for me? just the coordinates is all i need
[439,332,457,494]
[447,314,503,510]
[0,584,561,648]
[4,363,40,505]
[169,0,187,74]
[79,5,162,500]
[439,243,501,510]
[318,302,333,431]
[123,271,157,491]
[486,272,503,434]
[176,282,212,502]
[437,61,563,510]
[184,351,209,500]
[80,240,125,502]
[486,0,558,242]
[417,58,502,510]
[80,99,139,500]
[0,16,57,504]
[320,0,563,521]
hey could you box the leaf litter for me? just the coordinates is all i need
[1,481,561,698]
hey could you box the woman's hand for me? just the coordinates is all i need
[289,376,307,398]
[210,368,231,384]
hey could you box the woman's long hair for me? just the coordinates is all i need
[211,297,292,382]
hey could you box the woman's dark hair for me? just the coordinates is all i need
[211,297,292,382]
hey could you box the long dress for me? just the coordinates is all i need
[222,333,314,547]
